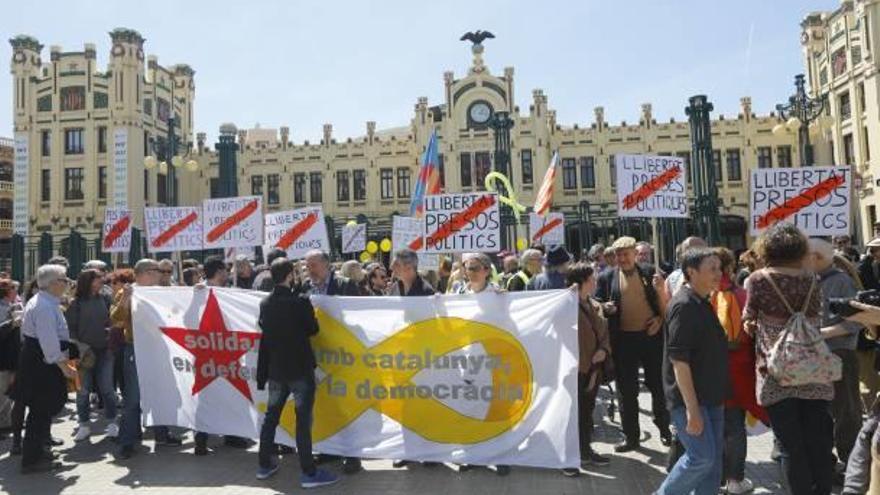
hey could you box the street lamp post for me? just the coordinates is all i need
[774,74,827,167]
[685,95,721,246]
[488,111,515,250]
[144,115,198,206]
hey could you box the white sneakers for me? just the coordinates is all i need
[74,423,119,441]
[73,424,91,442]
[725,478,754,494]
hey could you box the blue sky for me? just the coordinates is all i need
[3,0,835,144]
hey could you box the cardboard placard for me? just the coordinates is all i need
[749,166,851,236]
[392,216,439,271]
[203,196,264,249]
[529,212,565,246]
[422,193,500,254]
[615,154,688,218]
[145,206,203,253]
[264,206,329,259]
[101,208,133,253]
[342,223,367,254]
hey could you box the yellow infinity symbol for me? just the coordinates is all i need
[265,312,534,445]
[484,172,527,222]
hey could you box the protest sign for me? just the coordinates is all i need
[132,287,579,468]
[392,216,439,270]
[529,212,565,246]
[749,166,850,236]
[101,208,132,253]
[264,206,329,259]
[342,223,367,254]
[145,207,203,253]
[203,196,263,249]
[421,193,500,253]
[615,154,688,218]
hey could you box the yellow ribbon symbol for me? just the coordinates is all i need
[261,312,534,445]
[484,172,527,222]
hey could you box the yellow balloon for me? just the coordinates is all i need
[359,251,371,263]
[366,241,378,254]
[484,172,527,221]
[346,220,357,227]
[380,238,392,253]
[516,238,527,252]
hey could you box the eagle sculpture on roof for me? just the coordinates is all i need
[460,31,495,46]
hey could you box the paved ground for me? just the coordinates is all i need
[0,387,804,494]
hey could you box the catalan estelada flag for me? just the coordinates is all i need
[409,130,442,217]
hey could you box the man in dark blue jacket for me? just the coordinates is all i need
[256,258,339,488]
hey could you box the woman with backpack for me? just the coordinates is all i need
[743,223,837,494]
[66,268,118,442]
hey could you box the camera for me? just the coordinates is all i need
[829,290,880,318]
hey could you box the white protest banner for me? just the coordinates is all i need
[615,154,688,218]
[529,212,565,246]
[132,287,579,468]
[342,223,367,254]
[101,209,132,253]
[392,216,439,271]
[145,206,203,253]
[749,166,851,236]
[264,206,329,259]
[422,193,500,254]
[113,127,128,208]
[203,196,263,249]
[12,133,29,235]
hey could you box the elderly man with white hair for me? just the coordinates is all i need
[16,264,78,473]
[810,237,865,472]
[507,248,543,292]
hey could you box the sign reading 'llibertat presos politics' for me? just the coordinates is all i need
[422,193,500,253]
[749,166,851,236]
[615,154,688,218]
[203,196,264,250]
[145,206,204,253]
[132,286,579,468]
[101,209,133,254]
[264,206,330,259]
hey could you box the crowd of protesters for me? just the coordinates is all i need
[3,223,880,493]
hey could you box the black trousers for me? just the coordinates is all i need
[577,372,601,455]
[610,330,669,444]
[766,398,833,495]
[831,349,862,465]
[21,406,50,466]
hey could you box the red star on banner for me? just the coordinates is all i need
[161,289,262,402]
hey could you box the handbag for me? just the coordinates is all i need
[763,271,842,387]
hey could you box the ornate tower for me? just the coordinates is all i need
[108,28,145,211]
[9,35,43,236]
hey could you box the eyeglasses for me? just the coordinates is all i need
[465,265,483,272]
[159,270,173,274]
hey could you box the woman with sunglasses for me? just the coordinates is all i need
[455,253,500,295]
[364,263,389,296]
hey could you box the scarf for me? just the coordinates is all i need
[711,284,742,345]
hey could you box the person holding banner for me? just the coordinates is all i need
[656,248,727,495]
[563,263,612,477]
[300,250,362,474]
[111,259,183,461]
[596,237,671,452]
[389,250,435,297]
[255,257,340,488]
[193,256,252,455]
[506,249,542,292]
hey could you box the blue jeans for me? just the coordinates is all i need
[117,344,171,448]
[657,405,724,495]
[259,375,316,475]
[76,347,117,423]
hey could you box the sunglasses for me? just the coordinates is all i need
[159,270,173,274]
[465,265,483,272]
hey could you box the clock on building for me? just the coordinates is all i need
[468,101,493,125]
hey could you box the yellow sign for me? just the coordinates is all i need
[484,172,527,221]
[267,313,534,444]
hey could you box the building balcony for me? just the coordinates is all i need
[0,181,13,195]
[0,219,12,237]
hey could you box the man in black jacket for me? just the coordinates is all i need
[595,236,671,452]
[389,249,435,297]
[256,258,338,488]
